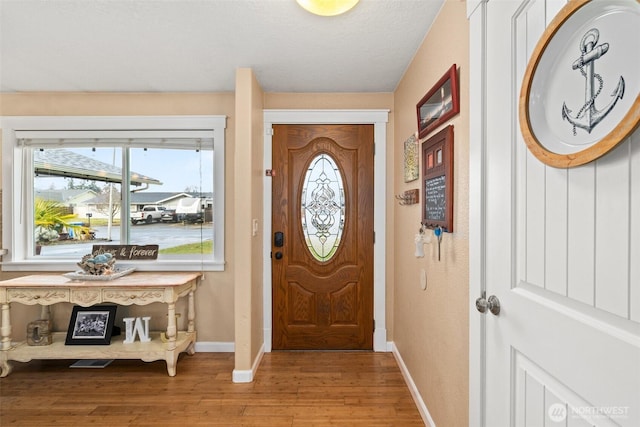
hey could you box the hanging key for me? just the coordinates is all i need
[434,226,443,261]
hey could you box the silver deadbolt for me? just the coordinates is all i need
[475,294,500,315]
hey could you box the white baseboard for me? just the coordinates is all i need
[263,328,272,352]
[391,342,436,427]
[232,368,253,383]
[373,328,389,351]
[194,341,235,353]
[232,342,265,383]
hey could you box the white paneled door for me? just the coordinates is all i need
[469,1,640,426]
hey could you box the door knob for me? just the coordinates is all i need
[274,251,283,260]
[475,295,500,315]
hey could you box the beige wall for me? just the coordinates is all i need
[393,1,469,426]
[233,68,265,370]
[264,92,393,110]
[0,90,396,350]
[0,92,233,116]
[0,92,237,343]
[249,74,265,366]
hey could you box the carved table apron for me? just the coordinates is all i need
[0,272,200,377]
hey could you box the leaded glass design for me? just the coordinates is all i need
[301,153,345,262]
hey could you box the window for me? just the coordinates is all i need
[2,116,226,271]
[301,153,345,262]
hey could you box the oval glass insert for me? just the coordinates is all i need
[301,153,345,262]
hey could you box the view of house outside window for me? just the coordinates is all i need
[33,146,214,261]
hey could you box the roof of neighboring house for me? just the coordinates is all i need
[130,192,193,205]
[35,148,161,186]
[35,189,96,203]
[85,192,214,206]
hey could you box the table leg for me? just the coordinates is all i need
[0,352,11,377]
[188,288,195,334]
[166,302,177,350]
[166,350,177,377]
[1,303,12,351]
[40,305,51,321]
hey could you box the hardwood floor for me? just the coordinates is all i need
[0,352,424,426]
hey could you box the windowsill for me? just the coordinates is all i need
[1,259,225,272]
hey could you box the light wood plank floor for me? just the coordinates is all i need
[0,352,424,426]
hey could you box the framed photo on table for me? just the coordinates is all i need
[65,305,117,345]
[519,0,640,168]
[416,64,460,139]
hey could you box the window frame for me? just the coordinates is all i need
[1,115,226,272]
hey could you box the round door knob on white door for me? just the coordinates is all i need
[475,295,500,315]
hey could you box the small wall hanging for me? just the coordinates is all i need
[519,0,640,168]
[395,189,419,206]
[422,125,454,232]
[416,64,460,139]
[403,134,419,182]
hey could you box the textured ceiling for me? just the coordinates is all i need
[0,0,444,93]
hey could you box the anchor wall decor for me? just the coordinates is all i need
[562,28,625,136]
[519,0,640,169]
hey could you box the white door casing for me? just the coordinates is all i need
[469,1,640,426]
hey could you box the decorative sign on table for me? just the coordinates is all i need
[422,125,454,232]
[123,316,152,344]
[92,245,159,261]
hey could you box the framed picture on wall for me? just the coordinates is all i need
[416,64,460,139]
[422,125,454,232]
[403,134,419,182]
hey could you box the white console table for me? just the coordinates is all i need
[0,272,200,377]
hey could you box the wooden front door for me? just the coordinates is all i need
[272,124,374,350]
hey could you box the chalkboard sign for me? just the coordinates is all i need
[425,175,446,222]
[422,125,453,232]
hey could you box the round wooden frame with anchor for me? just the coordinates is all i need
[519,0,640,168]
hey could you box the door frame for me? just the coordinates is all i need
[468,1,486,425]
[262,109,390,352]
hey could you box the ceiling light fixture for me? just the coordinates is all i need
[296,0,359,16]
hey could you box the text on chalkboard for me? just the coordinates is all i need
[425,175,446,222]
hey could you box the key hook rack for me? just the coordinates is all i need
[418,222,445,261]
[420,221,448,232]
[396,189,419,206]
